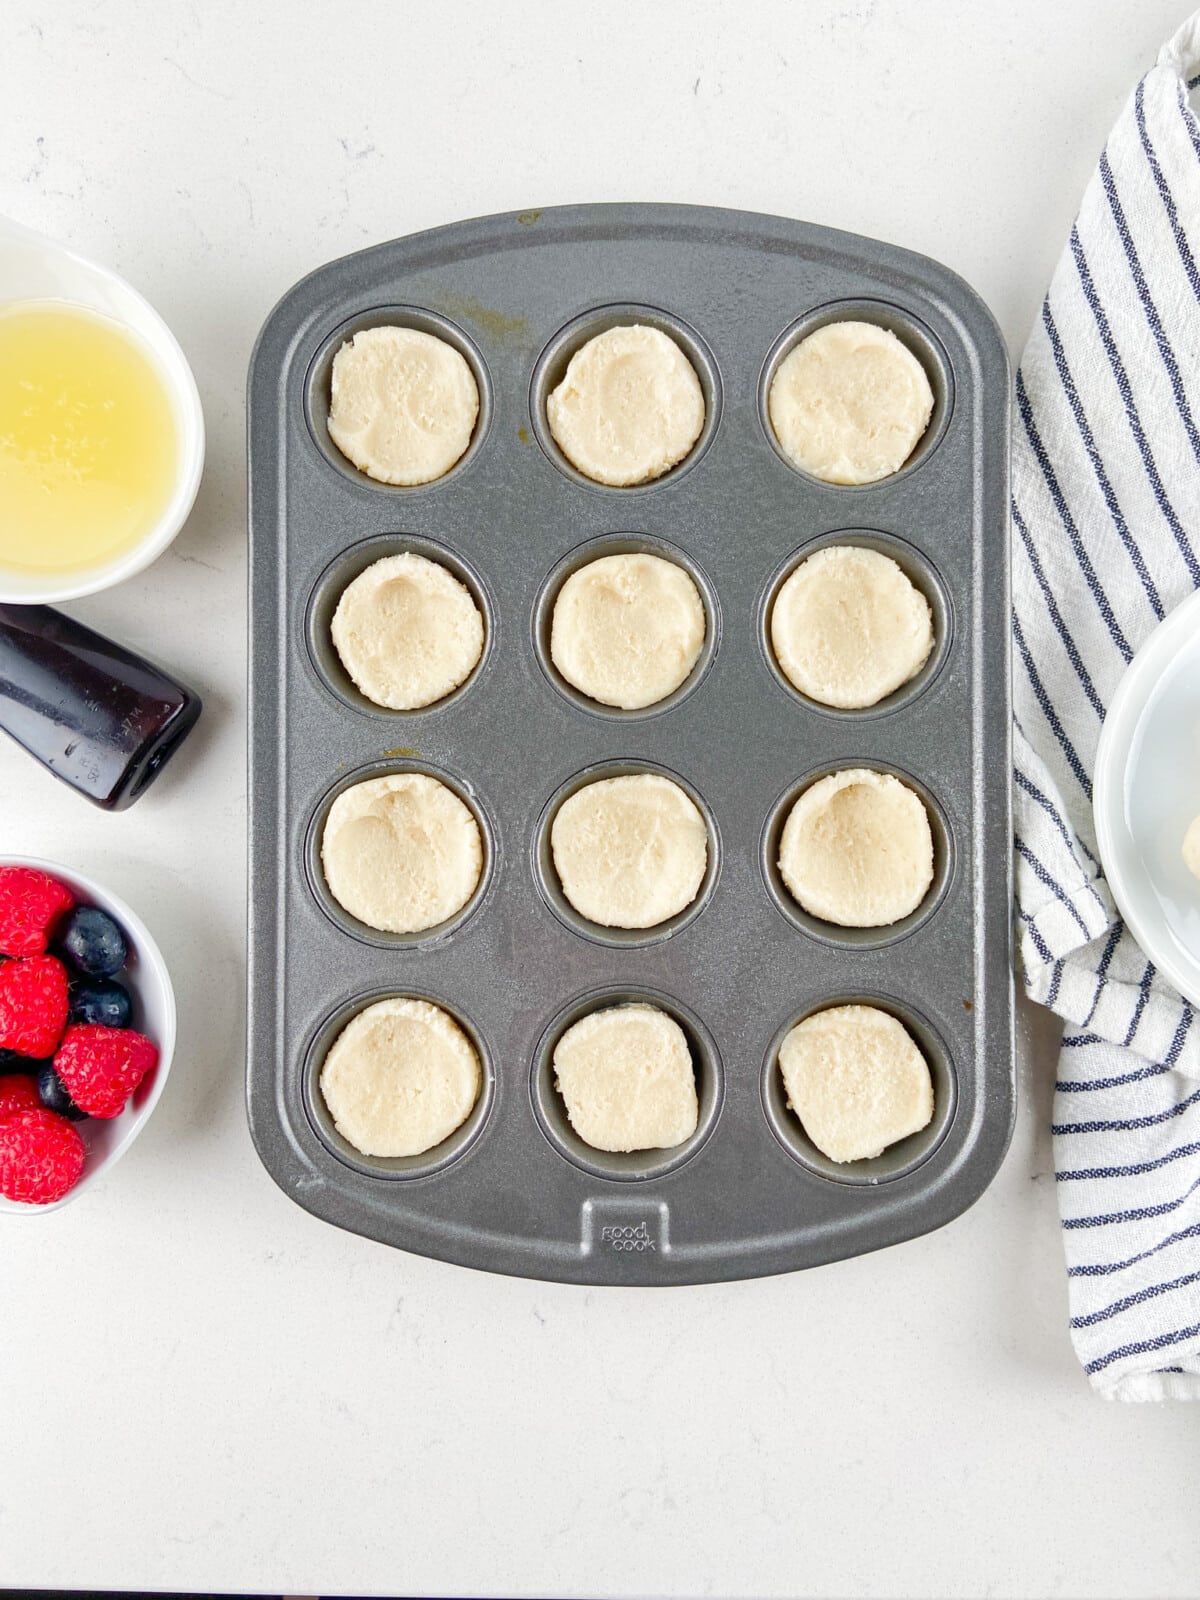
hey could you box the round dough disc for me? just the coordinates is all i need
[546,324,705,487]
[550,772,708,929]
[550,552,706,709]
[327,325,479,486]
[771,545,934,709]
[331,551,484,710]
[320,997,482,1158]
[779,768,934,927]
[768,320,934,485]
[778,1003,934,1163]
[1184,815,1200,880]
[553,1002,699,1152]
[321,772,483,934]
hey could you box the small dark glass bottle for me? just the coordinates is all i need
[0,604,202,810]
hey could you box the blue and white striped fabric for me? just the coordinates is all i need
[1014,12,1200,1400]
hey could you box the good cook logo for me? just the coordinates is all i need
[600,1220,656,1252]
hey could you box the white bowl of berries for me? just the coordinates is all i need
[0,857,175,1211]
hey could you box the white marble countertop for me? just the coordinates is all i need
[3,4,1198,1596]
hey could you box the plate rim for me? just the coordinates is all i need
[1094,586,1200,1008]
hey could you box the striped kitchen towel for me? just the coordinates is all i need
[1014,11,1200,1400]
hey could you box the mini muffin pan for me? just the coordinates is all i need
[247,203,1014,1284]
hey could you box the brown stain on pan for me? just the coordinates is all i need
[438,293,528,344]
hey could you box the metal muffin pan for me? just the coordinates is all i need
[247,202,1014,1284]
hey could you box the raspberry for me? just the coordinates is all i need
[54,1025,158,1119]
[0,1108,85,1203]
[0,867,74,958]
[0,955,69,1058]
[0,1073,40,1121]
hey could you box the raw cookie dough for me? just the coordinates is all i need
[321,772,483,934]
[320,997,482,1158]
[327,325,479,486]
[550,552,706,709]
[771,545,934,709]
[1184,814,1200,880]
[778,1003,934,1163]
[768,320,935,485]
[778,767,934,927]
[546,324,705,486]
[331,551,485,710]
[550,772,707,929]
[553,1002,699,1152]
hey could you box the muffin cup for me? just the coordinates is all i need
[531,986,724,1182]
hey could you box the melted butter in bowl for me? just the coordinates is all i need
[0,213,204,604]
[0,301,179,578]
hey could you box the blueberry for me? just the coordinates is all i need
[57,905,128,978]
[35,1063,87,1121]
[69,977,132,1029]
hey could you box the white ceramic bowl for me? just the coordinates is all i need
[0,213,205,604]
[0,856,176,1213]
[1093,588,1200,1008]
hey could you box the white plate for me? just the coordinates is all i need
[1094,587,1200,1007]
